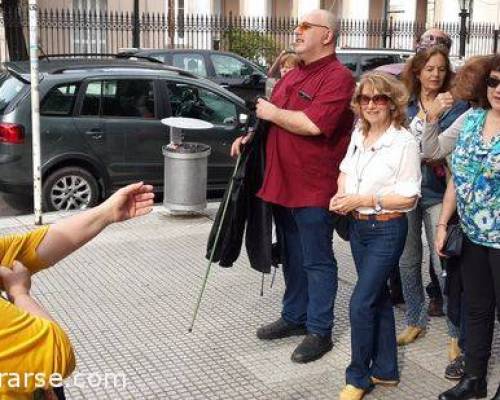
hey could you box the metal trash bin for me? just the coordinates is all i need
[162,143,211,212]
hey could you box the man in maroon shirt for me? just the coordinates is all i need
[232,9,354,363]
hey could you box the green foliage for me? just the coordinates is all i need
[222,28,278,66]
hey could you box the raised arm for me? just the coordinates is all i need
[267,50,286,78]
[422,109,471,160]
[36,182,154,267]
[256,73,354,137]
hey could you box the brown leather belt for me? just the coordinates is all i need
[352,211,405,222]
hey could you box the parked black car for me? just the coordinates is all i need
[0,58,249,211]
[121,49,267,102]
[336,48,414,80]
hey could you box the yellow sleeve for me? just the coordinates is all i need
[0,226,50,274]
[0,298,75,398]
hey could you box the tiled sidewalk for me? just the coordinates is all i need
[3,205,498,399]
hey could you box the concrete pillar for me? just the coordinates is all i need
[220,0,239,16]
[369,0,385,20]
[415,0,427,25]
[273,0,293,17]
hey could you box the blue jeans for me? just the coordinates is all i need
[346,216,408,389]
[274,206,338,336]
[399,204,460,338]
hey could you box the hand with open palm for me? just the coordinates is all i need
[101,182,155,224]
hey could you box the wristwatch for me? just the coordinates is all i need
[374,194,383,213]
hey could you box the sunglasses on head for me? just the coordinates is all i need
[357,94,391,106]
[427,34,450,44]
[486,76,500,89]
[416,34,452,53]
[295,21,330,31]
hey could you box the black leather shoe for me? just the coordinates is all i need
[491,384,500,400]
[291,333,333,363]
[438,375,487,400]
[256,318,307,340]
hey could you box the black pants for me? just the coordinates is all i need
[461,237,500,377]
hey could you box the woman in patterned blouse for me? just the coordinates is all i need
[433,54,500,400]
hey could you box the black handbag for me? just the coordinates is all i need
[332,213,351,241]
[442,223,463,258]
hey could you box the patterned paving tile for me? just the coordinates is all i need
[3,208,498,399]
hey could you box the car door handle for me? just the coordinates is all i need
[220,82,229,88]
[85,129,104,140]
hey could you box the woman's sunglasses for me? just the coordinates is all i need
[295,21,329,31]
[356,94,391,106]
[486,76,500,89]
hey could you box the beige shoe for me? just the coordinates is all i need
[397,325,425,346]
[448,338,461,361]
[339,385,366,400]
[371,376,399,386]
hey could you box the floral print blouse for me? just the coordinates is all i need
[452,108,500,249]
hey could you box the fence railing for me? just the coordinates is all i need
[1,7,498,63]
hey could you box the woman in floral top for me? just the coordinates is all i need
[434,54,500,400]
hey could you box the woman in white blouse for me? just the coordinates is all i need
[330,72,421,400]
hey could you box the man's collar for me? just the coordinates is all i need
[298,53,336,71]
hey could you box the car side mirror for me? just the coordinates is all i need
[223,116,237,125]
[243,73,264,86]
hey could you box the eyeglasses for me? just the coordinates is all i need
[486,76,500,89]
[295,21,330,31]
[356,94,391,106]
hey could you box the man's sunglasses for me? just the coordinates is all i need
[486,76,500,89]
[356,94,391,106]
[295,21,330,31]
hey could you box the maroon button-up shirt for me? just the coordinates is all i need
[257,54,355,209]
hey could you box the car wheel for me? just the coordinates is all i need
[43,167,100,211]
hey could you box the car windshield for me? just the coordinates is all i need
[0,74,25,114]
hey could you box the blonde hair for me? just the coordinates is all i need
[280,52,300,69]
[351,71,409,136]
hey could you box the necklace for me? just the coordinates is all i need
[354,147,377,194]
[419,99,428,114]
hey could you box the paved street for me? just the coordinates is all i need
[1,204,498,400]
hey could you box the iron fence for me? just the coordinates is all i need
[1,7,498,63]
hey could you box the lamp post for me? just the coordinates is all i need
[458,0,471,58]
[132,0,140,48]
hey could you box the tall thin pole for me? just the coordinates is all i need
[29,0,42,225]
[458,7,468,58]
[132,0,140,48]
[382,0,389,48]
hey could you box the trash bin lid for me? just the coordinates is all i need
[161,117,214,130]
[162,142,211,158]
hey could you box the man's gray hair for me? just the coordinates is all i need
[314,9,339,40]
[325,11,339,38]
